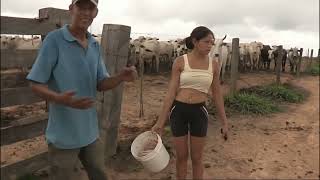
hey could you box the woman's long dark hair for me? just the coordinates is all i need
[185,26,214,49]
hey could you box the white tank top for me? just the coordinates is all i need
[179,54,214,94]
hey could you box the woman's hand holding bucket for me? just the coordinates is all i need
[151,122,164,137]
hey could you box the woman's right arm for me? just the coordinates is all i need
[152,56,183,134]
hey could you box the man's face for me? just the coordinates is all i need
[69,0,98,30]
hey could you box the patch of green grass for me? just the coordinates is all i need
[17,174,40,180]
[306,62,320,76]
[207,82,308,117]
[240,83,304,103]
[224,93,280,115]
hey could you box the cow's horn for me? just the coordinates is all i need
[222,35,227,40]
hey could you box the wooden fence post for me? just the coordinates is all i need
[309,49,314,68]
[39,8,71,27]
[230,38,239,94]
[297,48,303,78]
[318,49,320,60]
[98,24,131,160]
[276,46,283,85]
[139,47,144,117]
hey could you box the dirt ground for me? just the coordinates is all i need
[1,71,319,180]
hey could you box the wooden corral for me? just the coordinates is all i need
[1,8,130,179]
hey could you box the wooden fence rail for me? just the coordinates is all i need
[1,71,29,89]
[1,87,43,107]
[1,49,38,69]
[1,114,48,146]
[1,8,70,35]
[1,152,49,180]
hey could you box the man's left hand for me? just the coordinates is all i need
[119,66,137,82]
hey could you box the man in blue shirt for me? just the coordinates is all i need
[26,0,136,179]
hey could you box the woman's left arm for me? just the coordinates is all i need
[211,60,228,137]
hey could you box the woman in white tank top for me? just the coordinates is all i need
[152,26,229,180]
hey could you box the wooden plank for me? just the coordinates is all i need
[1,87,42,107]
[1,71,29,88]
[309,49,314,68]
[230,38,239,94]
[99,24,131,159]
[276,46,283,85]
[1,8,70,35]
[1,151,48,180]
[139,47,144,117]
[1,16,58,35]
[38,8,71,27]
[1,49,38,69]
[1,113,48,146]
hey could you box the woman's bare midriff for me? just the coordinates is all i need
[175,88,208,104]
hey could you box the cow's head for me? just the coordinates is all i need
[292,47,299,57]
[210,34,227,56]
[137,36,146,42]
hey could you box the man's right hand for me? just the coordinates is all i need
[55,90,95,109]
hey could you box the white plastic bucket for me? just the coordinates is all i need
[131,131,170,172]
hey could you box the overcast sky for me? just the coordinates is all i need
[1,0,319,56]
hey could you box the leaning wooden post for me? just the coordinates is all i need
[99,24,131,160]
[296,48,303,78]
[276,46,283,85]
[230,38,240,94]
[139,46,144,117]
[309,49,314,68]
[318,49,320,61]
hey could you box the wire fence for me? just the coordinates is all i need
[1,33,317,57]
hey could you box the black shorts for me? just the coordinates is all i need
[169,100,209,137]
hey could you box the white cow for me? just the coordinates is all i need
[128,42,137,67]
[169,38,187,58]
[1,36,41,49]
[268,46,279,70]
[209,35,228,83]
[239,43,251,71]
[159,41,174,70]
[248,41,263,70]
[268,49,275,68]
[226,43,232,71]
[219,45,230,83]
[131,36,161,73]
[287,47,300,73]
[129,37,147,73]
[141,37,160,73]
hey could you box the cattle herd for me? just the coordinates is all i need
[1,35,303,79]
[126,35,303,80]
